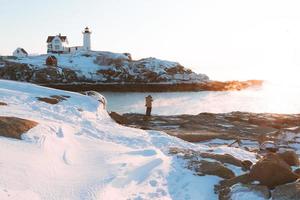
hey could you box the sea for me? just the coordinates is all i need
[102,81,300,115]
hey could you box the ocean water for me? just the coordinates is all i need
[102,81,300,115]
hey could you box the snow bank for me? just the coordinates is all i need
[0,80,252,200]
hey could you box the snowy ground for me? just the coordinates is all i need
[0,80,257,200]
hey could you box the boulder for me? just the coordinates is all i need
[189,160,235,179]
[278,150,300,166]
[0,117,38,139]
[272,181,300,200]
[110,112,128,124]
[200,152,244,167]
[249,153,299,189]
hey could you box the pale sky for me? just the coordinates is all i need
[1,0,300,81]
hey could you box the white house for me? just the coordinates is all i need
[13,48,28,58]
[47,27,92,54]
[46,34,68,53]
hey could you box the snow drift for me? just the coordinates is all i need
[0,80,259,200]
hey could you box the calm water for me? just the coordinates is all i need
[102,81,300,115]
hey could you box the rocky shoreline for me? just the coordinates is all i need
[112,111,300,199]
[118,112,300,142]
[41,80,263,92]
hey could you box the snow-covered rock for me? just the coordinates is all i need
[1,51,209,84]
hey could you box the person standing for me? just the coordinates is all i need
[145,95,153,116]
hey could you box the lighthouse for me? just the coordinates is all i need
[83,27,91,51]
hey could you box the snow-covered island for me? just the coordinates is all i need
[0,50,208,83]
[0,51,263,92]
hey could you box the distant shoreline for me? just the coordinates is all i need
[41,80,263,92]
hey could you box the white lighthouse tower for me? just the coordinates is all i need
[83,27,91,51]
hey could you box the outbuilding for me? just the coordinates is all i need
[13,48,28,58]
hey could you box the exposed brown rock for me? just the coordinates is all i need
[189,160,235,179]
[122,112,300,142]
[278,150,300,167]
[110,112,128,124]
[0,117,38,139]
[37,97,59,104]
[249,153,299,189]
[200,152,243,167]
[37,95,68,105]
[0,102,7,106]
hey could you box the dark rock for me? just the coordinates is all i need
[110,112,128,124]
[33,67,63,83]
[0,62,33,81]
[36,95,68,105]
[272,181,300,200]
[200,152,243,167]
[0,116,38,139]
[122,112,300,144]
[189,160,235,179]
[249,153,299,189]
[0,102,7,106]
[37,97,59,104]
[62,68,78,83]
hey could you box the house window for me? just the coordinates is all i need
[54,45,60,50]
[54,39,60,44]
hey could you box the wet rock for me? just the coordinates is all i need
[0,116,38,139]
[189,160,235,179]
[272,181,300,200]
[249,153,299,189]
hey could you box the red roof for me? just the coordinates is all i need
[46,36,67,43]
